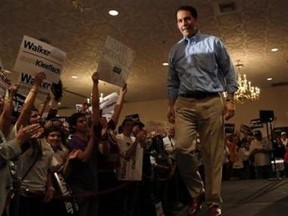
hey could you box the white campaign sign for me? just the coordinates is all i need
[97,36,136,87]
[17,72,51,99]
[0,57,4,72]
[0,58,10,96]
[14,35,66,84]
[99,92,119,114]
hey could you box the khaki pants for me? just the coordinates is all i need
[174,95,224,206]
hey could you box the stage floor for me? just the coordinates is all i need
[175,178,288,216]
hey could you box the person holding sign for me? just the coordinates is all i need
[166,5,238,216]
[10,72,46,135]
[91,71,128,215]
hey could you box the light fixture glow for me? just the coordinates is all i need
[233,60,260,103]
[271,48,278,52]
[162,62,169,66]
[109,10,119,16]
[267,77,273,81]
[71,76,78,79]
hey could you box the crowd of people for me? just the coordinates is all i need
[0,71,182,216]
[0,74,287,216]
[223,130,288,181]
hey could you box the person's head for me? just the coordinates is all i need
[100,116,108,128]
[68,112,87,134]
[121,118,134,135]
[30,107,42,124]
[167,125,175,138]
[175,5,198,38]
[82,102,88,110]
[152,135,164,152]
[281,131,287,139]
[253,130,262,140]
[50,118,63,127]
[133,121,145,135]
[44,125,64,150]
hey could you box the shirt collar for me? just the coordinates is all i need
[184,31,201,44]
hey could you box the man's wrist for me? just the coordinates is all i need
[225,98,235,103]
[225,92,235,103]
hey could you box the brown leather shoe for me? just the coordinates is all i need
[187,192,205,216]
[207,205,221,216]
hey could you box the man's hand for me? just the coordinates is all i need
[167,106,175,124]
[120,83,127,96]
[34,72,46,85]
[224,101,235,120]
[91,71,99,84]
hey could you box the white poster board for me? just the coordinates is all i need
[97,36,136,87]
[14,35,66,84]
[99,92,118,114]
[17,72,52,99]
[0,58,4,72]
[0,58,9,96]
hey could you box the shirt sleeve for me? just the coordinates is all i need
[214,38,238,93]
[0,140,22,160]
[167,48,180,100]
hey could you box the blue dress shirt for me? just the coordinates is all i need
[167,31,238,100]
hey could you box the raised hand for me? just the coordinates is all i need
[91,71,99,84]
[120,83,127,95]
[16,123,43,145]
[34,72,46,85]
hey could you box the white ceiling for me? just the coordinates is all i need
[0,0,288,109]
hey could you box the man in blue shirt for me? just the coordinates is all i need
[167,5,238,216]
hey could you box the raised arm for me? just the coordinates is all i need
[16,72,46,129]
[69,128,95,163]
[123,130,146,160]
[91,72,100,125]
[111,84,127,126]
[0,84,18,137]
[38,93,51,118]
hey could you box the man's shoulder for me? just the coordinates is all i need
[198,32,221,43]
[170,38,185,53]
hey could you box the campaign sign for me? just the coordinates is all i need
[17,72,52,100]
[250,118,263,129]
[14,35,66,84]
[97,36,136,87]
[99,92,119,114]
[12,93,26,118]
[0,71,10,97]
[0,57,4,72]
[0,59,10,96]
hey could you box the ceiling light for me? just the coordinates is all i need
[109,10,119,16]
[267,77,273,81]
[162,62,169,66]
[71,76,78,79]
[271,48,278,52]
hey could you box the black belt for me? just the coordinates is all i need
[180,92,219,99]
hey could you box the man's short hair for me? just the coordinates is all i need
[175,5,198,20]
